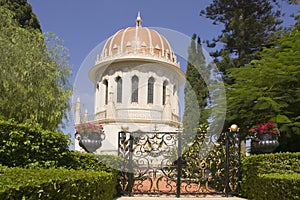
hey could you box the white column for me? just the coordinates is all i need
[106,92,115,118]
[162,94,171,120]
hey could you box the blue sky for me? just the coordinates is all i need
[28,0,299,76]
[27,0,299,141]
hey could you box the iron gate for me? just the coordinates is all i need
[118,130,240,197]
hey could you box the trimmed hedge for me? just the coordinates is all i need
[62,151,123,172]
[0,120,70,167]
[251,173,300,200]
[241,152,300,199]
[0,166,117,200]
[0,120,122,198]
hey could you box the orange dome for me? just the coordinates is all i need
[96,12,178,66]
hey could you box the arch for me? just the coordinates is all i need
[162,80,168,105]
[103,79,108,105]
[116,76,122,103]
[147,77,155,104]
[131,75,139,103]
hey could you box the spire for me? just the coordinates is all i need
[135,11,142,27]
[75,97,81,124]
[84,109,88,122]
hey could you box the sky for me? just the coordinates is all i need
[28,0,299,75]
[27,0,299,143]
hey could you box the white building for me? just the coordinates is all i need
[75,12,185,155]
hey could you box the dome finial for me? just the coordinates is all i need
[136,11,142,27]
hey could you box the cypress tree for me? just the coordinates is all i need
[183,34,210,132]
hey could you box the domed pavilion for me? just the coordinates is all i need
[75,12,185,154]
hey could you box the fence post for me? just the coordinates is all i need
[176,131,182,198]
[128,132,134,196]
[226,124,240,196]
[225,130,230,197]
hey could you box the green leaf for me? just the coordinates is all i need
[275,114,292,123]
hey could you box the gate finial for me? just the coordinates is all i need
[229,124,239,132]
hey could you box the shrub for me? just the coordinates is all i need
[0,166,117,200]
[0,119,124,171]
[250,173,300,200]
[0,120,121,199]
[61,151,123,172]
[0,120,70,167]
[241,152,300,199]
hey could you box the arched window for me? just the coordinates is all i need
[103,79,108,105]
[116,76,122,103]
[162,80,168,105]
[131,76,139,103]
[147,77,154,104]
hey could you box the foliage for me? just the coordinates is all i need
[63,151,123,173]
[0,118,124,174]
[0,0,41,31]
[0,7,72,131]
[200,0,283,70]
[183,34,210,131]
[44,32,72,130]
[241,152,300,199]
[250,173,300,200]
[0,166,117,200]
[0,119,121,198]
[249,121,280,136]
[0,118,123,173]
[225,26,300,151]
[0,119,71,167]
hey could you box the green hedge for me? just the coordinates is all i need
[61,151,123,172]
[241,152,300,199]
[0,120,70,167]
[0,120,122,198]
[0,166,117,200]
[250,173,300,200]
[0,119,123,172]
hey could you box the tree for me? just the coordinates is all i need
[0,7,72,131]
[183,34,210,132]
[225,25,300,152]
[200,0,283,70]
[0,0,41,31]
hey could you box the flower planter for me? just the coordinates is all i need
[249,122,280,154]
[79,130,106,153]
[251,133,279,154]
[76,123,105,153]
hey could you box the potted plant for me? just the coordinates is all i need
[248,122,280,153]
[75,122,105,153]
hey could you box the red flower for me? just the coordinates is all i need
[249,122,280,136]
[75,122,105,135]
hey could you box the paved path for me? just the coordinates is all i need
[114,195,247,200]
